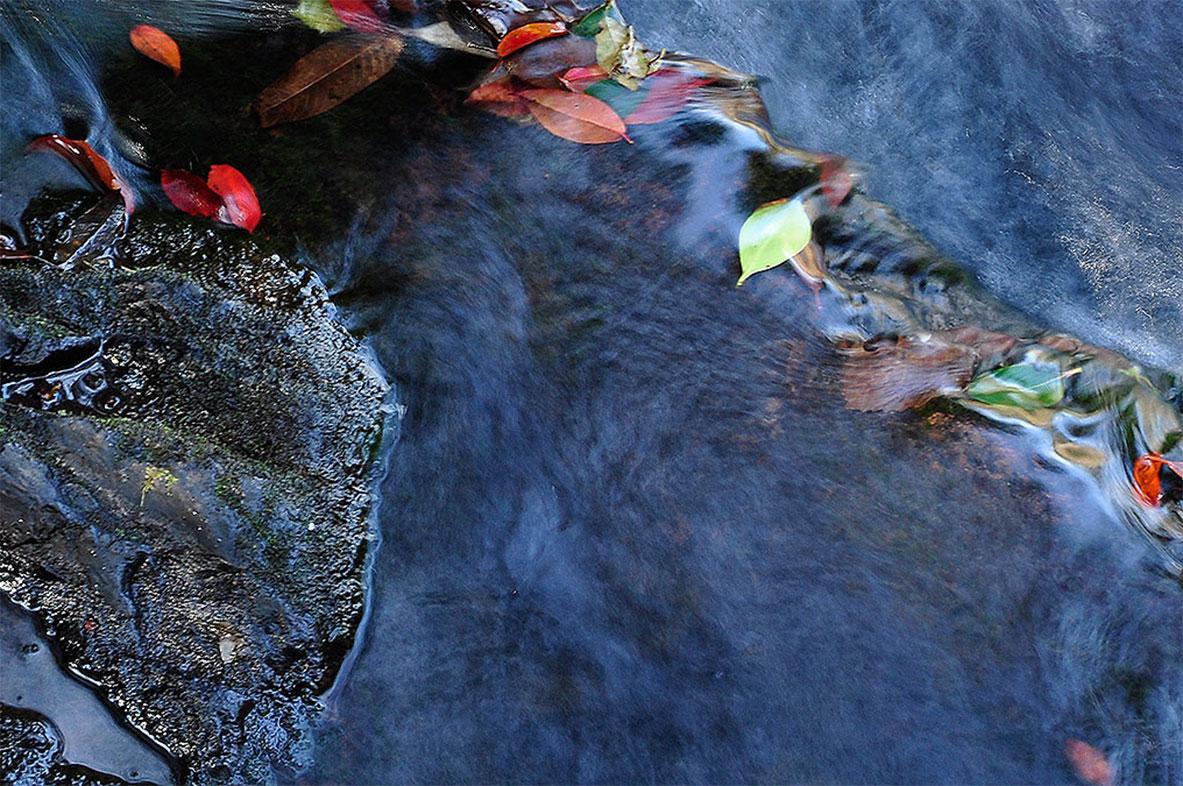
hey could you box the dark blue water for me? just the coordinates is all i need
[2,1,1181,783]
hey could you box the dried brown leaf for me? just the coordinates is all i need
[254,33,404,128]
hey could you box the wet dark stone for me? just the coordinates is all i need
[0,195,390,783]
[0,704,134,786]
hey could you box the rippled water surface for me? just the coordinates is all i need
[1,0,1181,783]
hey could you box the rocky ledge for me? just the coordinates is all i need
[1,194,390,783]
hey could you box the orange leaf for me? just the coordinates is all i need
[497,22,568,58]
[27,134,136,214]
[1064,739,1113,786]
[1133,452,1183,506]
[129,25,181,77]
[519,88,629,145]
[207,165,262,233]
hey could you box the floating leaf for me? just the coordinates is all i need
[293,0,346,32]
[1132,452,1183,507]
[466,78,530,117]
[27,134,135,213]
[820,154,853,207]
[559,64,608,92]
[625,69,712,124]
[497,21,568,58]
[737,197,812,286]
[329,0,386,33]
[519,88,629,144]
[207,165,262,232]
[254,33,404,127]
[965,362,1069,409]
[1064,740,1113,786]
[161,169,222,219]
[594,15,660,89]
[129,24,181,77]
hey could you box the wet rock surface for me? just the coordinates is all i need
[0,195,389,783]
[0,704,134,786]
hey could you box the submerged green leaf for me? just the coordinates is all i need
[584,78,646,118]
[293,0,346,32]
[572,0,625,38]
[737,198,812,286]
[965,362,1068,409]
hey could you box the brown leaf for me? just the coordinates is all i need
[129,24,181,77]
[519,88,629,144]
[254,33,404,128]
[841,334,977,412]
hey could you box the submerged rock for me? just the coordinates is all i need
[0,194,390,783]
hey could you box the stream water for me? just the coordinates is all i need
[1,0,1181,784]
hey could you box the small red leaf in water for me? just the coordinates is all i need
[820,154,853,207]
[129,25,181,76]
[467,78,530,118]
[1064,739,1113,786]
[625,70,713,125]
[520,88,630,144]
[28,134,136,213]
[497,21,569,58]
[161,169,222,219]
[207,165,262,233]
[329,0,386,33]
[559,64,608,92]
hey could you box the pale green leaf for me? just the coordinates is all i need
[965,362,1068,409]
[737,198,812,286]
[293,0,345,33]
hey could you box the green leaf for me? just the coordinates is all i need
[572,0,625,38]
[583,78,647,118]
[965,362,1068,409]
[293,0,345,32]
[737,198,812,286]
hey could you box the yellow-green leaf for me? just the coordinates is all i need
[737,198,812,287]
[293,0,346,32]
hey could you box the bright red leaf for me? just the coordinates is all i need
[207,165,263,232]
[519,88,630,144]
[820,154,853,207]
[329,0,386,33]
[129,24,181,77]
[1064,739,1113,786]
[161,169,222,220]
[28,134,136,213]
[162,166,262,232]
[497,21,569,58]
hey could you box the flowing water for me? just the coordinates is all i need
[1,0,1181,783]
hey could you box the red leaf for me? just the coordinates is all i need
[625,70,713,125]
[130,24,181,76]
[1064,740,1113,786]
[519,88,629,145]
[466,79,530,118]
[329,0,387,33]
[1133,452,1183,506]
[161,169,222,220]
[28,134,136,214]
[559,64,608,92]
[207,165,262,233]
[820,154,853,207]
[497,21,568,58]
